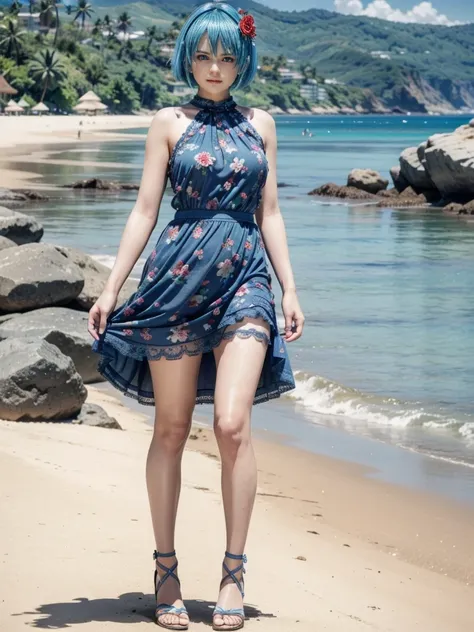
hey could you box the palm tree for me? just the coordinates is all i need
[91,17,102,37]
[116,11,132,38]
[38,0,53,29]
[74,0,94,30]
[39,0,60,45]
[9,0,22,15]
[0,18,26,65]
[145,25,157,56]
[29,48,66,102]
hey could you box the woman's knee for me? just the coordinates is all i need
[153,413,192,454]
[214,412,250,454]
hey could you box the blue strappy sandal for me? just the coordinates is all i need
[212,551,247,631]
[153,550,189,630]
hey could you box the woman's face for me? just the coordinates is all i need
[191,34,238,97]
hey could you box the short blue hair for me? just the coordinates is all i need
[171,2,257,91]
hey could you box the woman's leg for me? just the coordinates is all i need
[146,352,202,628]
[212,317,270,629]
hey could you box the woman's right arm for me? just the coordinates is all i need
[88,107,174,340]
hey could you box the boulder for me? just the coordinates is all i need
[0,188,28,203]
[14,189,49,201]
[444,200,474,215]
[63,178,139,191]
[347,169,388,194]
[0,307,102,383]
[390,166,410,193]
[0,236,16,252]
[0,338,86,421]
[53,245,138,311]
[308,183,376,200]
[399,146,436,192]
[72,403,122,429]
[469,119,474,128]
[423,125,474,200]
[376,187,428,208]
[0,243,84,312]
[0,206,44,245]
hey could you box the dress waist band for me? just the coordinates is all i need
[173,209,256,223]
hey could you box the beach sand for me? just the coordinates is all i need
[1,385,473,631]
[0,114,153,188]
[1,113,474,630]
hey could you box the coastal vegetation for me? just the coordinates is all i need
[0,0,388,114]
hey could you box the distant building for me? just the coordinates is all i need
[278,68,304,83]
[299,79,327,103]
[370,50,391,60]
[324,78,343,85]
[17,12,41,32]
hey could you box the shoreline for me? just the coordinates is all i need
[1,385,473,632]
[0,115,152,189]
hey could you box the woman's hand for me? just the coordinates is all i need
[88,289,118,341]
[282,289,304,342]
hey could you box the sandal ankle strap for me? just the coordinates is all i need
[224,551,247,563]
[153,549,176,560]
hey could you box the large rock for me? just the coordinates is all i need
[399,146,436,192]
[0,307,102,383]
[308,183,376,200]
[423,125,474,200]
[347,169,388,194]
[0,188,28,203]
[0,236,16,252]
[72,403,122,429]
[0,207,44,245]
[0,243,84,312]
[0,338,86,421]
[53,246,138,311]
[63,178,139,191]
[390,166,410,193]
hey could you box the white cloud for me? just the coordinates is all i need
[334,0,462,26]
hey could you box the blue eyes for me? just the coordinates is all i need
[196,54,235,63]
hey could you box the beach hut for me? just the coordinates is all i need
[4,100,25,115]
[0,76,18,113]
[73,90,108,115]
[73,100,108,114]
[31,101,50,115]
[0,76,18,96]
[78,90,101,103]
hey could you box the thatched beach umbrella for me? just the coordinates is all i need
[31,101,50,115]
[78,90,101,103]
[4,101,25,115]
[0,75,18,96]
[74,90,108,115]
[73,100,108,113]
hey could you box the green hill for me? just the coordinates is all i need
[89,0,474,112]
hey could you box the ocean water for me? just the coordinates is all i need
[11,114,474,474]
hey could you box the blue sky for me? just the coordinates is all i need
[261,1,474,24]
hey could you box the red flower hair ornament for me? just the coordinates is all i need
[238,8,257,39]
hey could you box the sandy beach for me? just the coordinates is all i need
[1,385,473,631]
[1,113,474,630]
[0,114,153,189]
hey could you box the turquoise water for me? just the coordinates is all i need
[14,114,474,470]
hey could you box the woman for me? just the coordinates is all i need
[88,2,304,630]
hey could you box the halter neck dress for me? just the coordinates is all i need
[92,94,296,406]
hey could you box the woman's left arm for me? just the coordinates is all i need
[254,110,305,343]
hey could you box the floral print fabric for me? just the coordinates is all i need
[92,94,295,406]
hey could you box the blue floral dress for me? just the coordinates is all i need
[92,94,295,405]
